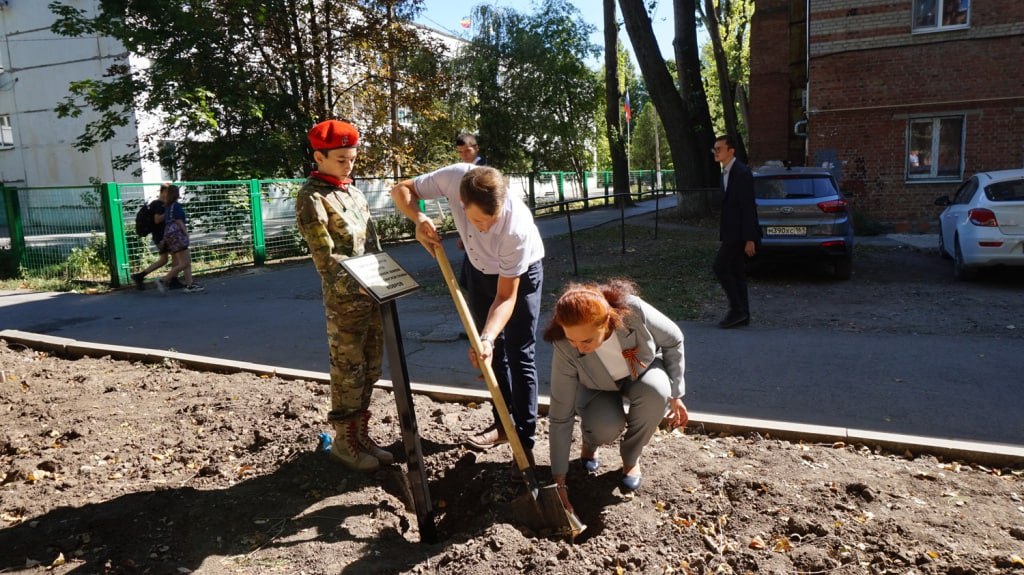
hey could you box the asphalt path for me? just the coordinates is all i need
[2,196,1020,447]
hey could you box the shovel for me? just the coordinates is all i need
[433,244,585,540]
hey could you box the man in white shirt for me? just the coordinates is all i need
[390,165,545,467]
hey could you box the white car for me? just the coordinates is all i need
[934,169,1024,280]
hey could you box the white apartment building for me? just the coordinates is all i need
[0,0,166,190]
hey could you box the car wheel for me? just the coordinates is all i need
[833,257,852,280]
[953,236,977,281]
[938,227,953,260]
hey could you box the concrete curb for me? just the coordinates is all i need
[3,329,1022,468]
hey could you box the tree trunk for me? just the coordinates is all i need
[673,0,719,191]
[604,0,630,205]
[701,0,748,163]
[618,0,692,187]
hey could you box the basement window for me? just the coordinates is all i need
[913,0,970,32]
[907,116,964,181]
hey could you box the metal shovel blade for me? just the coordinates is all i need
[508,484,586,540]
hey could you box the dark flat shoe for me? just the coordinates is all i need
[620,473,643,492]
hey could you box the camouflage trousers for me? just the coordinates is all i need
[323,292,383,421]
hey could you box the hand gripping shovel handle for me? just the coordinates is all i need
[432,244,585,539]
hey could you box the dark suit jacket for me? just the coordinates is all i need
[719,159,761,245]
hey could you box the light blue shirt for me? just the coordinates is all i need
[414,163,544,278]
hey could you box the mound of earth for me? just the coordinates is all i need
[1,342,1022,574]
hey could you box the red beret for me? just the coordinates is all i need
[308,120,359,150]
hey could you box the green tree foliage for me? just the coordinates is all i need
[47,0,449,180]
[459,0,599,175]
[698,0,753,158]
[631,101,672,171]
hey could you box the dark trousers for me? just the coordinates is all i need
[713,241,750,315]
[464,260,543,449]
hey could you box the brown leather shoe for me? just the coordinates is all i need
[464,423,508,451]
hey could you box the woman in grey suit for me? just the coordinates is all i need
[544,279,688,508]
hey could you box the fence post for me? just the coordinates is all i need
[556,172,565,212]
[249,179,267,266]
[582,170,590,210]
[2,184,25,274]
[100,182,130,288]
[527,172,536,210]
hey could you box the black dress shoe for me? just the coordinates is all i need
[718,311,750,329]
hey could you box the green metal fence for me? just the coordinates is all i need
[0,170,676,288]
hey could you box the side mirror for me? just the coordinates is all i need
[933,196,951,206]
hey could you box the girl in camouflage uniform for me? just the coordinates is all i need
[296,120,391,473]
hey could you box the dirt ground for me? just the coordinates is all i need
[2,228,1024,575]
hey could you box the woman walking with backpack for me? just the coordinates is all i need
[155,184,204,294]
[131,182,185,290]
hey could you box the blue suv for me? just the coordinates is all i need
[752,166,855,279]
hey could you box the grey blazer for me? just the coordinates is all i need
[547,295,685,475]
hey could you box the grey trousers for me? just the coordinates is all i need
[576,359,672,469]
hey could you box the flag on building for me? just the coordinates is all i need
[624,91,632,123]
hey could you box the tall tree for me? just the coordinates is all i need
[618,0,716,194]
[48,0,447,179]
[698,0,752,162]
[461,0,598,175]
[673,0,719,187]
[603,0,629,201]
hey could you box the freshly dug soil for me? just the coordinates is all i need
[2,224,1023,574]
[1,341,1023,575]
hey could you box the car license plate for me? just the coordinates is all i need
[766,226,807,236]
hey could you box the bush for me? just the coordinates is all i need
[65,235,110,282]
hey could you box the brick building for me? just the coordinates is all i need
[749,0,1024,231]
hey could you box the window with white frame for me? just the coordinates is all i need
[907,116,964,180]
[913,0,969,31]
[0,115,13,149]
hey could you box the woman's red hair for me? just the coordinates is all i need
[543,278,636,342]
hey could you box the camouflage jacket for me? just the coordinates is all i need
[295,175,381,297]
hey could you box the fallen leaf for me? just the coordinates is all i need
[772,537,792,552]
[1010,555,1024,567]
[51,552,66,567]
[749,535,766,549]
[926,550,940,559]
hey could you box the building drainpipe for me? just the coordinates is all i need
[804,0,811,164]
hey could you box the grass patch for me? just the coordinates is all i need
[543,223,720,320]
[415,220,721,321]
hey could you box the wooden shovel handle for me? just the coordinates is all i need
[433,244,536,477]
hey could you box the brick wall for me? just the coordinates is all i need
[750,0,1024,228]
[749,0,805,166]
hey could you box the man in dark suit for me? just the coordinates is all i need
[712,134,760,328]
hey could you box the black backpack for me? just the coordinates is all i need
[135,202,155,237]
